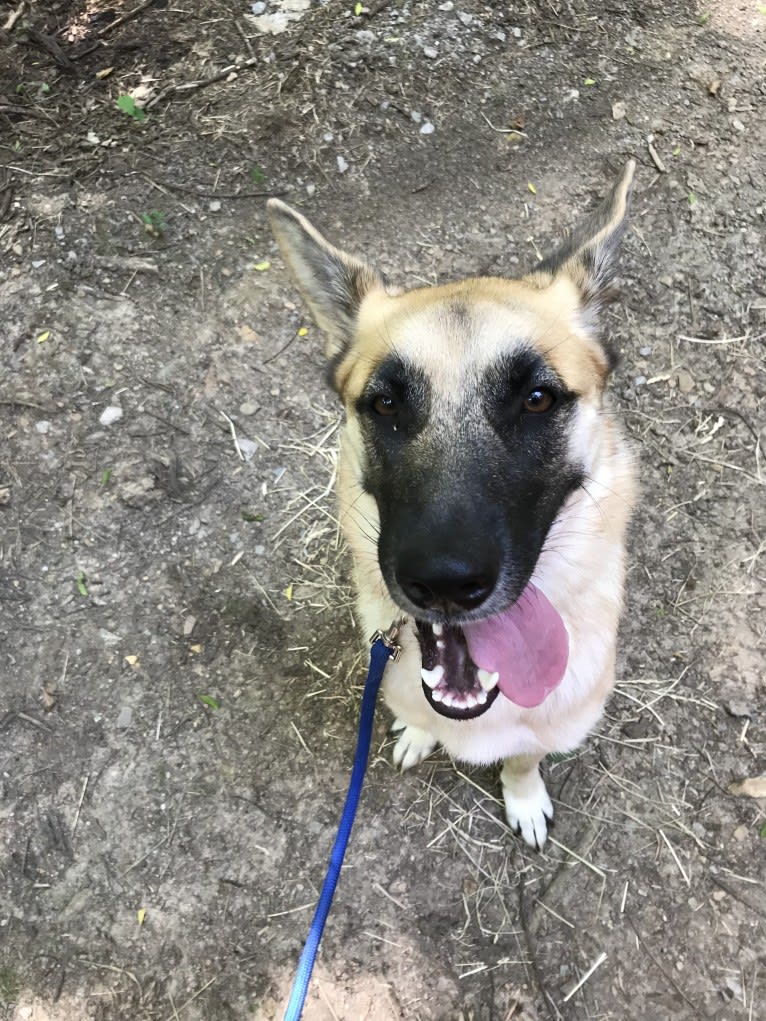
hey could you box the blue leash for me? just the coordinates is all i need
[283,621,404,1021]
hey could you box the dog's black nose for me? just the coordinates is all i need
[398,557,498,612]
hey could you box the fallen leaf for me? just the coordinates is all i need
[124,654,139,667]
[297,327,309,337]
[584,77,597,86]
[284,583,294,600]
[527,182,537,195]
[190,643,202,654]
[238,324,260,343]
[354,2,364,14]
[137,908,146,925]
[96,67,114,80]
[728,776,766,799]
[254,260,271,272]
[37,330,50,344]
[197,694,219,710]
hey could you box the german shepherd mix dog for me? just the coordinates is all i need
[268,162,636,849]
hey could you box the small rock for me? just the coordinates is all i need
[733,825,748,842]
[356,29,375,43]
[306,183,316,196]
[116,707,133,729]
[0,486,10,505]
[634,375,646,387]
[494,30,506,41]
[99,405,123,427]
[731,117,745,133]
[458,12,472,27]
[323,131,334,142]
[35,420,51,434]
[612,100,627,120]
[239,401,258,416]
[410,110,422,123]
[238,438,259,461]
[336,155,349,173]
[251,1,266,13]
[54,224,65,241]
[209,200,222,212]
[31,259,46,269]
[676,369,694,394]
[438,0,453,9]
[183,615,197,636]
[723,698,752,718]
[639,345,652,356]
[254,544,265,555]
[420,121,435,135]
[511,26,522,38]
[423,46,438,59]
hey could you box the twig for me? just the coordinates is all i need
[98,0,156,38]
[647,140,666,173]
[625,915,703,1014]
[163,975,217,1020]
[71,775,90,834]
[562,951,607,1002]
[219,409,245,461]
[480,111,528,137]
[3,1,26,32]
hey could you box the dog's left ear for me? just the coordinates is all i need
[526,160,635,316]
[267,199,385,361]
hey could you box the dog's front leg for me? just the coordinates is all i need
[501,755,553,850]
[390,718,438,771]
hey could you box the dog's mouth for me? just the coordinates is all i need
[415,583,570,721]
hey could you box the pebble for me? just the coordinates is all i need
[116,706,133,729]
[612,101,627,120]
[183,615,197,636]
[209,200,222,212]
[639,345,652,356]
[239,401,258,416]
[458,12,472,26]
[511,26,522,38]
[356,29,375,43]
[0,486,10,505]
[634,375,646,387]
[238,438,259,461]
[336,155,349,173]
[31,259,46,268]
[254,544,265,555]
[306,183,316,196]
[35,420,51,434]
[251,1,266,13]
[423,46,438,59]
[410,110,422,123]
[676,369,694,394]
[731,118,745,132]
[99,405,123,427]
[54,225,65,241]
[438,0,453,9]
[420,121,435,135]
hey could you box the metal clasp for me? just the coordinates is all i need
[370,618,406,662]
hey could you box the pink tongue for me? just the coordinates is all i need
[462,583,569,708]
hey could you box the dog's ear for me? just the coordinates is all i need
[267,199,385,360]
[526,160,635,317]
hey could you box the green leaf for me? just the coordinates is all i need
[584,77,597,86]
[250,166,267,184]
[241,511,264,522]
[76,570,88,597]
[354,2,364,14]
[759,822,766,838]
[688,192,697,206]
[197,694,220,710]
[101,468,112,486]
[698,11,711,24]
[117,94,146,122]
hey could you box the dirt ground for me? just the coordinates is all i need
[1,1,764,1019]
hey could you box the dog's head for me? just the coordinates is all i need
[269,165,634,713]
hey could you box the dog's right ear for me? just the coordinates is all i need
[267,199,385,361]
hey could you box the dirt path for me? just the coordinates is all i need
[1,2,764,1019]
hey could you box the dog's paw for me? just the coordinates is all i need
[501,767,553,850]
[391,720,438,771]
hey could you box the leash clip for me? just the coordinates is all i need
[370,618,406,662]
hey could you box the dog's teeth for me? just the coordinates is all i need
[436,640,445,650]
[463,692,477,708]
[421,665,445,689]
[432,623,443,637]
[430,688,444,702]
[476,689,488,704]
[478,669,499,692]
[441,692,456,707]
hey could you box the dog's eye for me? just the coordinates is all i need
[372,395,397,416]
[522,388,555,414]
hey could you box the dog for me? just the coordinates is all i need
[268,161,636,849]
